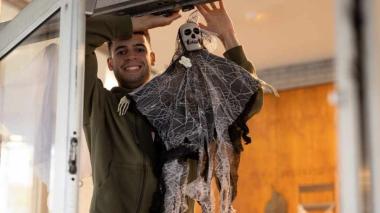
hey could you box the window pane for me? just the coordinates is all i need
[0,11,59,213]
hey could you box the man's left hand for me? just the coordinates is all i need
[196,0,240,50]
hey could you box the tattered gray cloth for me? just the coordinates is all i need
[130,20,262,213]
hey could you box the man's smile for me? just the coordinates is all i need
[125,66,141,71]
[123,64,143,72]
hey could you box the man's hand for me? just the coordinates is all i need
[196,0,240,50]
[131,12,181,32]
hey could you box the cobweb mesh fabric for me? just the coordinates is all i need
[130,14,262,212]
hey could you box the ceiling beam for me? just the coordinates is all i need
[258,58,335,91]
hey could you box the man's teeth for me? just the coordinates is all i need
[126,66,140,71]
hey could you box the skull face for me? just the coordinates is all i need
[179,22,202,51]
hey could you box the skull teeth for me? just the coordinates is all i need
[187,40,199,45]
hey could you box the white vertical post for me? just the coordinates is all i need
[51,0,85,212]
[335,0,363,212]
[364,0,380,212]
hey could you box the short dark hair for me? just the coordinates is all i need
[107,31,151,56]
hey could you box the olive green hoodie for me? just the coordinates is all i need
[84,14,262,213]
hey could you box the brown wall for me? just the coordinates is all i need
[196,83,338,212]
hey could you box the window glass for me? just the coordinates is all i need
[0,11,59,213]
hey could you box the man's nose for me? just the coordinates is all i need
[125,51,137,60]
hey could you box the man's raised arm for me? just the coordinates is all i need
[84,13,181,123]
[197,0,263,116]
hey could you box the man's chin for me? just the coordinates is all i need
[121,77,149,89]
[115,69,150,88]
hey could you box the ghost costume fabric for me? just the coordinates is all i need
[130,21,262,213]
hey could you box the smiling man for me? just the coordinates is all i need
[84,1,262,213]
[84,14,180,213]
[106,33,154,89]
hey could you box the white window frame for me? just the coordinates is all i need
[364,0,380,212]
[336,0,380,212]
[335,0,362,209]
[0,0,85,212]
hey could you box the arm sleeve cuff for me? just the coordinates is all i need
[223,46,255,73]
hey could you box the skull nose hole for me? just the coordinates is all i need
[191,34,196,39]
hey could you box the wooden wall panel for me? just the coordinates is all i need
[196,83,338,212]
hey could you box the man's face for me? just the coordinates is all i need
[107,34,155,89]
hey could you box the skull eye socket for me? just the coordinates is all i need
[193,28,200,34]
[184,29,192,35]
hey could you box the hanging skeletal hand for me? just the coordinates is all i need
[117,96,130,116]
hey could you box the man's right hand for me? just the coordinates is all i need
[131,12,181,32]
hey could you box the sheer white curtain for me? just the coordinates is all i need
[0,41,59,212]
[0,43,58,186]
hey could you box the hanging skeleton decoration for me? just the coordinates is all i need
[130,15,274,213]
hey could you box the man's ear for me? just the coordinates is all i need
[150,52,156,66]
[107,57,114,71]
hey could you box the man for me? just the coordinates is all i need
[84,1,262,212]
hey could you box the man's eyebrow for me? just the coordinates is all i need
[114,45,126,52]
[114,44,146,52]
[134,43,147,48]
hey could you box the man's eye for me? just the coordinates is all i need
[116,50,126,55]
[136,47,146,53]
